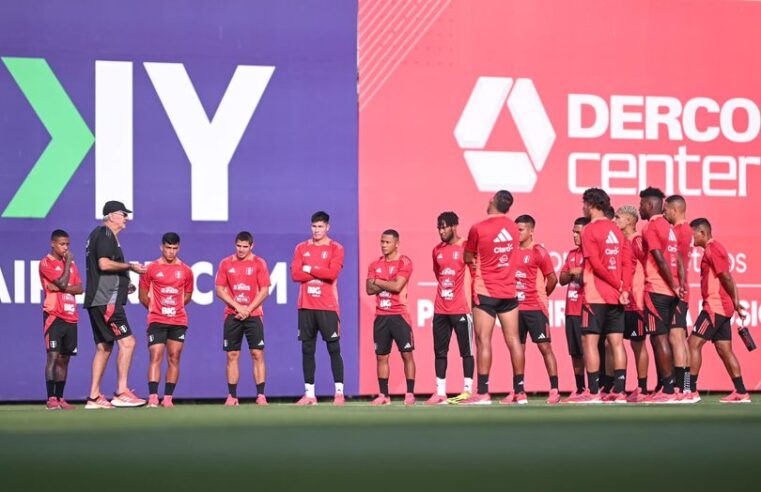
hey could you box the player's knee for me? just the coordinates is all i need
[327,340,341,355]
[376,353,390,362]
[251,349,264,361]
[167,352,181,366]
[302,340,317,355]
[226,351,240,362]
[118,335,135,350]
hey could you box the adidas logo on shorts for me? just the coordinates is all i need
[537,333,546,340]
[403,342,412,349]
[179,334,185,340]
[460,317,466,321]
[258,340,264,346]
[493,228,513,243]
[331,332,338,338]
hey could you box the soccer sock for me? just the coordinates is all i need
[575,374,585,392]
[683,370,691,393]
[462,356,474,382]
[149,381,159,395]
[674,367,685,392]
[613,369,626,393]
[228,383,237,398]
[477,374,489,395]
[46,380,55,399]
[513,374,525,394]
[549,375,559,390]
[463,377,473,394]
[54,380,66,399]
[378,378,389,396]
[406,379,415,394]
[435,357,447,380]
[164,382,176,396]
[732,377,747,393]
[436,378,446,397]
[690,374,698,393]
[327,340,344,384]
[302,340,316,385]
[638,377,648,392]
[256,382,265,396]
[661,376,674,394]
[588,372,600,394]
[335,382,344,395]
[601,374,613,393]
[305,383,316,398]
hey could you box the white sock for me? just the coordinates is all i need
[305,383,315,398]
[436,378,447,396]
[464,377,473,393]
[335,382,344,395]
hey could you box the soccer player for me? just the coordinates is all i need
[614,205,650,402]
[138,233,193,408]
[291,211,346,406]
[215,231,271,406]
[425,212,474,405]
[559,217,589,400]
[514,215,560,404]
[688,219,750,403]
[365,230,416,406]
[39,229,83,410]
[459,190,521,405]
[664,194,692,395]
[84,201,147,409]
[639,187,682,402]
[574,188,632,404]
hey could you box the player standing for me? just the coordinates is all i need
[138,233,193,408]
[365,230,416,405]
[215,231,270,406]
[39,229,83,410]
[291,211,346,406]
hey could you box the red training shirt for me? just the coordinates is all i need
[215,255,271,318]
[139,258,194,326]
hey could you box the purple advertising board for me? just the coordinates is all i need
[0,1,359,400]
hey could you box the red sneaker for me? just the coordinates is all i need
[500,392,528,405]
[256,394,268,406]
[561,390,584,404]
[546,389,561,405]
[648,391,679,404]
[161,395,174,408]
[424,394,448,405]
[604,392,627,404]
[46,396,60,410]
[626,388,648,403]
[459,393,492,405]
[147,394,160,408]
[571,390,603,404]
[112,389,146,408]
[720,392,751,403]
[404,393,416,406]
[679,391,698,404]
[333,394,345,406]
[370,394,391,406]
[295,395,318,406]
[85,394,114,410]
[57,398,75,410]
[224,395,239,406]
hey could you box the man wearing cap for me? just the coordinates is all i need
[83,201,148,409]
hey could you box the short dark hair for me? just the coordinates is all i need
[51,229,69,240]
[162,232,180,245]
[311,211,330,224]
[515,214,535,228]
[604,206,615,220]
[493,190,514,213]
[690,218,711,231]
[235,231,254,244]
[582,187,610,211]
[437,211,459,227]
[382,229,399,240]
[639,187,665,200]
[574,217,590,227]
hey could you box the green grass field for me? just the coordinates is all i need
[1,395,759,491]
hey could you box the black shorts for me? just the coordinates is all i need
[374,315,414,355]
[692,310,732,342]
[582,303,624,335]
[565,315,583,357]
[223,315,264,352]
[624,310,647,341]
[87,304,132,345]
[147,323,187,346]
[519,310,551,344]
[298,309,341,342]
[473,295,518,317]
[672,300,689,329]
[43,313,77,356]
[432,313,473,358]
[644,292,679,336]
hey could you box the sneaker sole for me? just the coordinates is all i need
[720,400,751,403]
[84,404,113,410]
[111,400,146,408]
[462,400,492,405]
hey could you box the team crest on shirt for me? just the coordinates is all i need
[453,251,459,260]
[523,255,530,264]
[246,267,253,275]
[175,271,182,279]
[389,266,395,274]
[322,251,328,259]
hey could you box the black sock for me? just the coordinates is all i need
[575,374,585,392]
[54,380,66,399]
[638,377,648,392]
[732,377,747,393]
[602,374,614,393]
[164,382,176,396]
[674,367,685,392]
[683,370,691,393]
[435,358,447,380]
[462,356,474,380]
[513,374,525,394]
[406,379,415,394]
[549,375,558,390]
[327,340,344,383]
[588,372,600,394]
[613,369,626,393]
[477,374,489,395]
[228,383,237,398]
[149,381,159,395]
[46,380,55,399]
[256,382,266,395]
[379,378,389,396]
[690,374,698,393]
[662,376,674,394]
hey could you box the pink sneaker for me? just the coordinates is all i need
[46,396,60,410]
[147,394,160,408]
[403,393,416,406]
[500,392,528,405]
[333,394,345,406]
[459,393,492,405]
[626,388,648,403]
[256,394,268,406]
[85,394,114,410]
[648,391,679,404]
[604,392,627,404]
[57,398,75,410]
[679,391,698,404]
[424,394,448,405]
[561,390,584,404]
[370,394,391,406]
[295,395,318,406]
[720,391,751,403]
[546,389,561,405]
[112,389,146,408]
[224,395,239,406]
[572,389,603,404]
[161,395,174,408]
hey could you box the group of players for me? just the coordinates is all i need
[37,187,750,409]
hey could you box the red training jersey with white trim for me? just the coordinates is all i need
[215,255,271,318]
[641,215,679,296]
[432,239,470,315]
[580,218,632,305]
[699,239,734,317]
[561,248,584,317]
[515,243,555,314]
[465,215,519,299]
[672,221,691,303]
[367,255,413,319]
[139,259,194,326]
[291,239,344,312]
[39,255,81,323]
[625,234,646,312]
